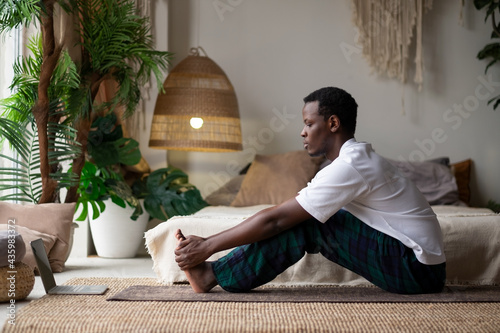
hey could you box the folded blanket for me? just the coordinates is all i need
[145,205,500,286]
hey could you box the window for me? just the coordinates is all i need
[0,28,22,198]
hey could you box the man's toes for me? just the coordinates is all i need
[176,229,186,241]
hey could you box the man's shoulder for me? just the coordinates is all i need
[338,140,376,164]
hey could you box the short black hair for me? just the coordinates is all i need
[303,87,358,134]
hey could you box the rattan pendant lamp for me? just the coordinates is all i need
[149,47,242,152]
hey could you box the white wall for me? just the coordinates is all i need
[138,0,170,171]
[140,0,500,207]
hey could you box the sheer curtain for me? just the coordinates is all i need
[0,28,21,177]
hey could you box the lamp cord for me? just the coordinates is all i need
[189,46,207,57]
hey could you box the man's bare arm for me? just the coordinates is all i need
[174,197,312,270]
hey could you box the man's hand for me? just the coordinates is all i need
[174,229,212,270]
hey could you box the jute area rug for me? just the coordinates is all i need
[2,277,500,333]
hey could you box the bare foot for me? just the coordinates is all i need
[184,261,218,293]
[175,229,186,241]
[175,229,218,293]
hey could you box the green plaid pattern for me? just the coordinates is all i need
[212,210,445,294]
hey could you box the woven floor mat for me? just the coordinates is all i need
[2,277,500,333]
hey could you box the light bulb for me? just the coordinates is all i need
[190,117,204,129]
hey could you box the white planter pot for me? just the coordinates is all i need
[89,200,149,258]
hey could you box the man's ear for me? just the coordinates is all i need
[328,115,340,132]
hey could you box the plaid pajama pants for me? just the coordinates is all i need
[212,209,446,294]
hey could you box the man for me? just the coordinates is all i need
[175,87,446,294]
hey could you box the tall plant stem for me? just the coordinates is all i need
[65,72,108,203]
[35,0,61,203]
[65,117,91,203]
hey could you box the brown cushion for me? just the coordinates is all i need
[451,159,472,205]
[0,202,75,272]
[231,151,323,207]
[0,225,57,270]
[205,175,245,206]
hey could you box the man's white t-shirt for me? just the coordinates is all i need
[295,138,446,265]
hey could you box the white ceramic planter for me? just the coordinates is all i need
[89,200,149,258]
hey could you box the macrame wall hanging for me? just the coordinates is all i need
[350,0,433,91]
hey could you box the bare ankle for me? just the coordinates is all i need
[185,262,217,293]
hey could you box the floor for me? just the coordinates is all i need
[1,256,156,331]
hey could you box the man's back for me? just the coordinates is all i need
[297,139,446,265]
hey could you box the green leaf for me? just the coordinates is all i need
[477,42,500,74]
[90,201,101,220]
[90,113,122,143]
[87,114,141,167]
[485,2,500,21]
[75,202,88,221]
[474,0,492,10]
[0,0,40,35]
[143,196,167,220]
[61,0,172,117]
[138,167,208,220]
[129,202,144,221]
[486,199,500,213]
[74,161,142,220]
[111,195,126,208]
[477,42,500,61]
[485,58,499,73]
[492,98,500,109]
[487,93,500,109]
[88,141,120,167]
[97,200,106,213]
[115,138,141,165]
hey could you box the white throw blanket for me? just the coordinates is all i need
[145,205,500,286]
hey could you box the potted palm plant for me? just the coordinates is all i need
[0,36,81,204]
[0,0,172,203]
[0,0,177,260]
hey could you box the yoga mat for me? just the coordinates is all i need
[107,284,500,303]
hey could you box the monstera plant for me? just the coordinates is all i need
[73,113,143,221]
[75,114,208,222]
[132,167,209,221]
